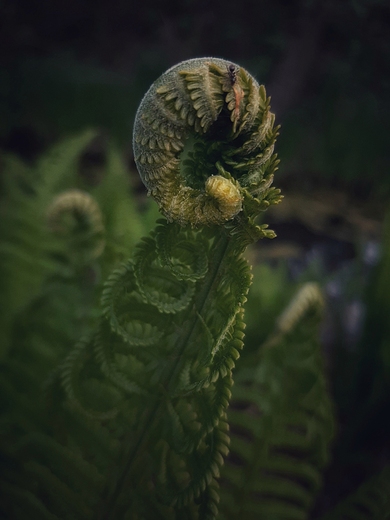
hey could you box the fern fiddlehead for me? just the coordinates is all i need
[47,189,106,263]
[133,57,281,232]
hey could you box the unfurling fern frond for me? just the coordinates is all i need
[133,57,282,228]
[67,221,253,520]
[220,283,334,520]
[52,58,281,519]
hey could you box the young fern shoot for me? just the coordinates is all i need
[53,58,282,519]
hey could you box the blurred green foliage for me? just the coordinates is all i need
[0,130,158,360]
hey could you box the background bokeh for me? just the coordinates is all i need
[1,0,390,517]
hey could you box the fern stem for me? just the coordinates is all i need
[167,232,231,387]
[97,399,160,519]
[97,231,232,519]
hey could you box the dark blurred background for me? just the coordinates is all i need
[1,0,390,516]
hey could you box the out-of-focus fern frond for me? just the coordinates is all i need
[0,130,154,519]
[91,144,159,269]
[0,130,98,358]
[220,283,334,520]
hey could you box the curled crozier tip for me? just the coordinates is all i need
[47,189,106,259]
[205,176,242,221]
[133,57,279,227]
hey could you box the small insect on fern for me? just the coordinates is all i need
[226,64,238,86]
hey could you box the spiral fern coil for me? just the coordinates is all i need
[133,57,281,227]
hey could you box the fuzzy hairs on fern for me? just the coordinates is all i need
[133,57,282,230]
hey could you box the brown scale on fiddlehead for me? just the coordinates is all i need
[133,57,281,227]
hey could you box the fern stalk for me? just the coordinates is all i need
[99,233,235,519]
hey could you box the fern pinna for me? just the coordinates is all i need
[0,58,282,519]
